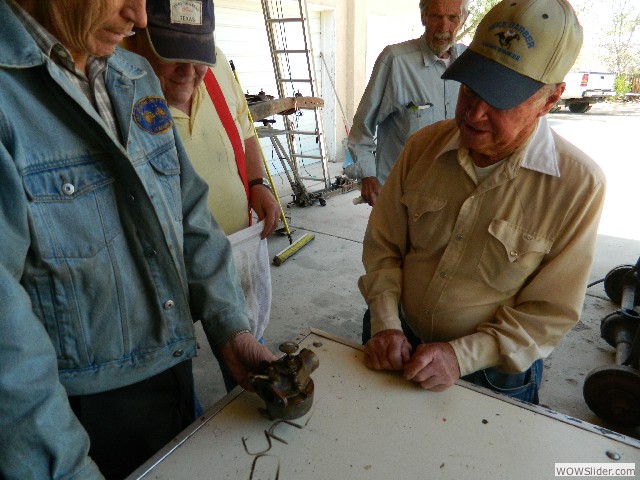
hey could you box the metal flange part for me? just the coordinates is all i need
[583,364,640,427]
[604,265,640,306]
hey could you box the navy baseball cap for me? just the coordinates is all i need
[146,0,216,66]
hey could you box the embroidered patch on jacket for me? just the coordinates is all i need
[133,96,173,135]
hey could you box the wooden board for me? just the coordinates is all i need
[248,97,324,121]
[128,330,640,479]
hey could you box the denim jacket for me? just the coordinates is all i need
[0,2,249,478]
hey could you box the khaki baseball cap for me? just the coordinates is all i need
[442,0,583,109]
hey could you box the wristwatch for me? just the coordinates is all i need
[248,178,271,190]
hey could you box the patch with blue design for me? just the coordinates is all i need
[133,96,173,134]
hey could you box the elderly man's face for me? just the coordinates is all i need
[421,0,466,57]
[151,60,208,114]
[455,84,562,165]
[127,33,208,114]
[44,0,145,62]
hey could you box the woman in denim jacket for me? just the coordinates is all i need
[0,1,275,478]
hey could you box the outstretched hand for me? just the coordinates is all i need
[219,333,277,391]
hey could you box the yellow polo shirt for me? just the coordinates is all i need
[170,48,253,234]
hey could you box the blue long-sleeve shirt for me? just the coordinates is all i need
[347,34,465,185]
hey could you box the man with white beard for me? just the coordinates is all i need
[346,0,469,206]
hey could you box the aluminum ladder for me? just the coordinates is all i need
[259,0,332,206]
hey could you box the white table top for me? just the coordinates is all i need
[129,329,640,479]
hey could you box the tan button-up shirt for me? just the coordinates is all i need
[359,117,606,376]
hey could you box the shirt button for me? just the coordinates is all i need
[128,194,135,203]
[455,234,464,241]
[173,349,184,357]
[144,247,157,257]
[424,308,431,316]
[62,183,75,195]
[439,271,447,278]
[414,213,420,219]
[163,299,175,310]
[510,250,519,257]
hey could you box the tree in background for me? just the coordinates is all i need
[603,0,640,75]
[458,0,500,42]
[603,0,640,96]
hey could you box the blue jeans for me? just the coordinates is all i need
[361,309,543,404]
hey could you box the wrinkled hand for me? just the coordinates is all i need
[403,342,460,391]
[360,176,382,207]
[219,333,277,391]
[363,329,412,371]
[250,186,281,239]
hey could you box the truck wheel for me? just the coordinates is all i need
[568,102,591,113]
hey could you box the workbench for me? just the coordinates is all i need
[128,330,640,479]
[247,96,323,122]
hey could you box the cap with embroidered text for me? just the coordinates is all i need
[145,0,216,66]
[442,0,583,109]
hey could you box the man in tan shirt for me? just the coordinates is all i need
[359,0,605,404]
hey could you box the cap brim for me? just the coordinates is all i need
[442,49,544,110]
[146,27,216,66]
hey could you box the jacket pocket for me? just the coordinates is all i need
[477,219,553,293]
[22,160,120,259]
[27,274,66,360]
[148,153,183,222]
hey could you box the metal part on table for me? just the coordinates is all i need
[584,257,640,427]
[250,341,319,420]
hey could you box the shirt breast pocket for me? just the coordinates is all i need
[477,219,553,293]
[402,103,435,142]
[401,192,448,251]
[23,160,120,259]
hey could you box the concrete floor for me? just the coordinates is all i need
[193,171,640,441]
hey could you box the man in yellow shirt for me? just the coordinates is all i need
[128,1,280,238]
[126,0,280,391]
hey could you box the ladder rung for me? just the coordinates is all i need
[277,78,312,83]
[266,18,304,24]
[293,154,323,160]
[256,128,318,136]
[287,130,319,136]
[274,49,310,54]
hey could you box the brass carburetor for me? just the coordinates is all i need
[250,342,319,420]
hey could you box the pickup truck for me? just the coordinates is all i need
[551,71,616,113]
